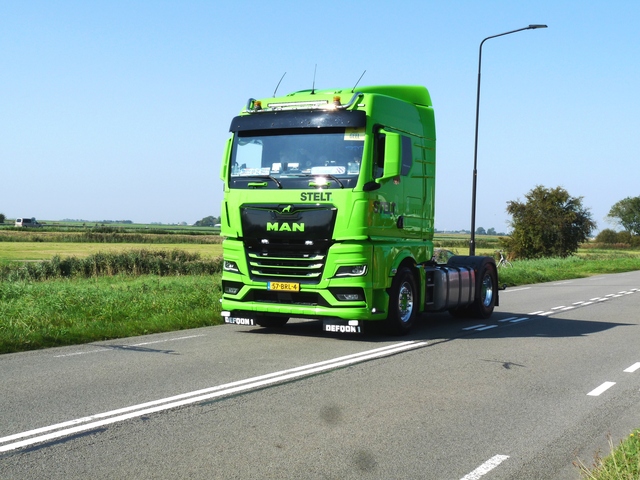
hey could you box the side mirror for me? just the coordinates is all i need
[220,137,233,182]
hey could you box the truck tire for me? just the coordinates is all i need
[384,267,417,335]
[469,260,497,319]
[256,316,289,328]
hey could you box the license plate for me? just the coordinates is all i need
[268,282,300,292]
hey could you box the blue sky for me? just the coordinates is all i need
[1,1,638,232]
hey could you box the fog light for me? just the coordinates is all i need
[330,287,365,302]
[336,293,363,301]
[222,281,243,295]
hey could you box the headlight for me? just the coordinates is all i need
[223,260,239,273]
[335,265,367,277]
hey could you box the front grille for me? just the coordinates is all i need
[245,239,330,284]
[240,204,337,284]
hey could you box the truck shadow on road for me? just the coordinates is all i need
[238,310,633,345]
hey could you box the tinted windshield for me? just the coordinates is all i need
[230,128,364,189]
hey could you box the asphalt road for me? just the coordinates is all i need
[2,270,640,479]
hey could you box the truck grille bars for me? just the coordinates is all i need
[240,205,337,284]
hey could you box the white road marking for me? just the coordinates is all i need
[500,287,531,293]
[460,454,510,480]
[53,335,206,358]
[0,341,426,453]
[551,306,566,310]
[475,325,498,332]
[509,317,529,323]
[463,325,485,331]
[587,382,616,396]
[624,363,640,373]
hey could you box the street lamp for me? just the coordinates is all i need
[469,24,547,256]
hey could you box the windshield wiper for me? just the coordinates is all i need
[238,175,282,189]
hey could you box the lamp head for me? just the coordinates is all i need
[528,24,548,29]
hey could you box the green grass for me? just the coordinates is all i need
[496,252,640,287]
[0,274,222,354]
[576,430,640,479]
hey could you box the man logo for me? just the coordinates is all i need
[281,205,293,214]
[267,222,305,232]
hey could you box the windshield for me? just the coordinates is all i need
[230,128,364,188]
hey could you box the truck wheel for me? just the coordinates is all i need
[469,261,497,319]
[256,316,289,328]
[384,268,417,335]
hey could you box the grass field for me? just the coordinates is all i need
[0,242,223,261]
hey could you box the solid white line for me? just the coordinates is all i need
[0,341,426,452]
[539,311,555,316]
[624,363,640,373]
[528,311,544,315]
[500,287,530,293]
[460,455,510,480]
[587,382,616,396]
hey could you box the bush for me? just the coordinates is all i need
[0,249,223,282]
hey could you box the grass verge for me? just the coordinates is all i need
[0,274,222,354]
[496,252,640,287]
[576,430,640,479]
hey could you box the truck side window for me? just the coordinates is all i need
[401,136,412,176]
[373,131,386,179]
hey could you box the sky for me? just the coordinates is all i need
[1,1,639,232]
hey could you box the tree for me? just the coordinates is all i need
[475,226,486,235]
[0,213,5,224]
[501,185,596,259]
[487,227,497,235]
[194,215,220,227]
[607,196,640,235]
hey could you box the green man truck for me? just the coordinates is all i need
[219,85,498,335]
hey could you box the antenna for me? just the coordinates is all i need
[273,72,286,97]
[352,70,366,92]
[311,64,317,94]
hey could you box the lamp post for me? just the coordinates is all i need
[469,24,547,256]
